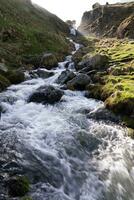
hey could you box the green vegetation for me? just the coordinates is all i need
[0,0,70,69]
[85,38,134,129]
[0,74,11,92]
[8,176,30,197]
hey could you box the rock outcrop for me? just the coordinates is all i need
[78,2,134,39]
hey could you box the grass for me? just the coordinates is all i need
[0,0,70,69]
[85,38,134,129]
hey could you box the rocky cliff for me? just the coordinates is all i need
[78,2,134,39]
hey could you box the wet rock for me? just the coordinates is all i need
[0,74,11,92]
[77,131,101,151]
[67,74,91,90]
[30,69,54,79]
[86,84,102,99]
[28,85,64,104]
[7,176,30,197]
[76,54,109,71]
[87,106,120,123]
[5,70,25,84]
[79,67,97,75]
[3,162,19,169]
[57,70,76,85]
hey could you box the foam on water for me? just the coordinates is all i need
[0,39,134,200]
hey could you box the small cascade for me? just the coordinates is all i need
[0,36,134,200]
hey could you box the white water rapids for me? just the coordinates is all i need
[0,38,134,200]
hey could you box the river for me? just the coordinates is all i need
[0,36,134,200]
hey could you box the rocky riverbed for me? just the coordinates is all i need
[0,35,134,200]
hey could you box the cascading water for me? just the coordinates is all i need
[0,35,134,200]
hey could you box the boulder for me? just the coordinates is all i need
[5,70,25,84]
[67,74,91,90]
[57,70,76,85]
[23,53,58,70]
[30,69,54,79]
[87,106,120,123]
[77,54,109,71]
[41,53,58,70]
[28,85,64,104]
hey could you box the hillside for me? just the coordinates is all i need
[78,2,134,39]
[0,0,70,70]
[71,2,134,130]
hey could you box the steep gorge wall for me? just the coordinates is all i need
[78,2,134,39]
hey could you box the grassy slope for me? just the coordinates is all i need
[0,0,70,68]
[83,37,134,129]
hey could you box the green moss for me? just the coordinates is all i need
[84,38,134,130]
[0,0,70,69]
[86,84,103,99]
[123,117,134,129]
[8,176,30,197]
[0,74,11,92]
[5,71,25,84]
[127,128,134,138]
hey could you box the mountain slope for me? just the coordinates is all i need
[0,0,70,69]
[78,2,134,39]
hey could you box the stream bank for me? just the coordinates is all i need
[0,33,134,200]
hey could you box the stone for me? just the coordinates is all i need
[5,71,25,84]
[57,70,76,85]
[77,54,109,71]
[67,74,91,90]
[28,85,64,104]
[30,69,54,79]
[87,106,120,123]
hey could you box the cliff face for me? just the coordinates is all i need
[78,2,134,39]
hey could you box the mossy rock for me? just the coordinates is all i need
[7,176,30,197]
[5,71,25,84]
[86,84,102,99]
[0,74,11,92]
[123,116,134,129]
[127,128,134,138]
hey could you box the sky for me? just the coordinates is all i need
[32,0,130,26]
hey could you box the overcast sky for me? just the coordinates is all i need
[32,0,130,25]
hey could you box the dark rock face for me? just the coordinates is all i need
[67,74,91,90]
[0,74,10,92]
[57,70,76,85]
[87,107,120,123]
[117,14,134,39]
[78,2,134,39]
[5,71,25,84]
[28,85,64,104]
[76,54,109,71]
[7,176,29,197]
[30,69,54,79]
